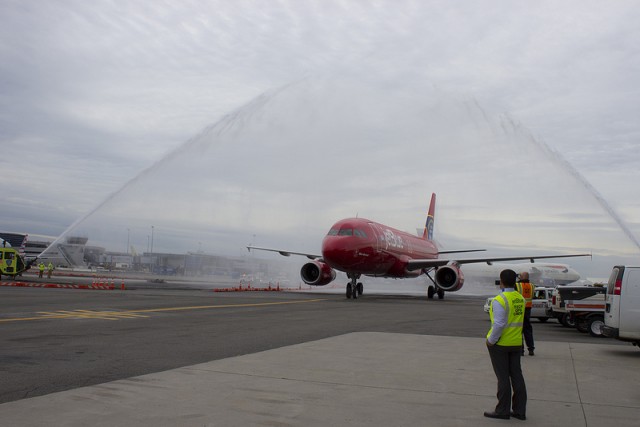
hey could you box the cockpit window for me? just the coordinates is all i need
[354,229,368,238]
[328,227,367,237]
[338,228,353,236]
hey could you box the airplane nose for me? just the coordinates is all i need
[322,236,337,258]
[322,236,347,266]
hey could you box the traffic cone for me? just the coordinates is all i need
[121,280,125,290]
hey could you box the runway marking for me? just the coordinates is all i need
[37,310,150,321]
[0,298,328,323]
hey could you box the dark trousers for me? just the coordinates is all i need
[487,344,527,415]
[523,308,534,351]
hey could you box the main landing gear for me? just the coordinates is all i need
[346,274,363,299]
[425,269,445,299]
[427,285,445,299]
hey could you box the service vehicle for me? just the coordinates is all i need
[602,266,640,348]
[549,285,606,336]
[531,287,554,322]
[0,247,31,279]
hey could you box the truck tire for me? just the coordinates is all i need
[587,315,605,337]
[576,317,589,333]
[561,313,576,328]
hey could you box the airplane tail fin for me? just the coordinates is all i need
[19,234,28,258]
[422,193,436,240]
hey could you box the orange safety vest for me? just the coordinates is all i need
[516,281,534,309]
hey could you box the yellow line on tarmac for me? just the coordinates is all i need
[0,298,328,323]
[128,298,328,315]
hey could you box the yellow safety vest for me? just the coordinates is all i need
[516,281,535,308]
[487,291,525,346]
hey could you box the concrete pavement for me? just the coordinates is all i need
[1,332,638,426]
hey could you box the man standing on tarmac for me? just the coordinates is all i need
[38,262,45,278]
[484,269,527,420]
[516,271,535,356]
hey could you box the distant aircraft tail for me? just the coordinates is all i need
[422,193,436,240]
[19,234,28,258]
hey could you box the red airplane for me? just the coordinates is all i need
[248,193,590,299]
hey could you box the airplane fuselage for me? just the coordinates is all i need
[321,218,438,278]
[461,262,581,287]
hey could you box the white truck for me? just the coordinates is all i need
[602,265,640,348]
[549,285,606,336]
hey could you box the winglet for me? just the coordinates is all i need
[423,193,436,240]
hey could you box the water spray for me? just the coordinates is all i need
[501,114,640,253]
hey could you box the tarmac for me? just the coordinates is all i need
[1,332,638,426]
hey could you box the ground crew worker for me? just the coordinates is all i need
[38,262,45,278]
[516,271,535,356]
[484,269,527,420]
[47,262,54,279]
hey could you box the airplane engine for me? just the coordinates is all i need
[434,264,465,292]
[300,261,336,286]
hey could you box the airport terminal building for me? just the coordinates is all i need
[0,231,287,282]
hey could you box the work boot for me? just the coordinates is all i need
[528,349,534,356]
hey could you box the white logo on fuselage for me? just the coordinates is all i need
[383,229,404,249]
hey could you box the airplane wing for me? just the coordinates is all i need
[437,249,486,254]
[406,253,591,271]
[247,245,321,260]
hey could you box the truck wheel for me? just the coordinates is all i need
[576,318,589,333]
[588,316,605,337]
[561,313,576,328]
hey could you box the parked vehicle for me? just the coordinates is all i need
[483,297,493,314]
[602,266,640,348]
[549,285,606,336]
[0,247,31,279]
[531,287,553,322]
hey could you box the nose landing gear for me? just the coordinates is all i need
[346,274,363,299]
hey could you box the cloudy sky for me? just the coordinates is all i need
[1,0,639,278]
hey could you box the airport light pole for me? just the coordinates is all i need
[127,228,130,255]
[151,225,154,254]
